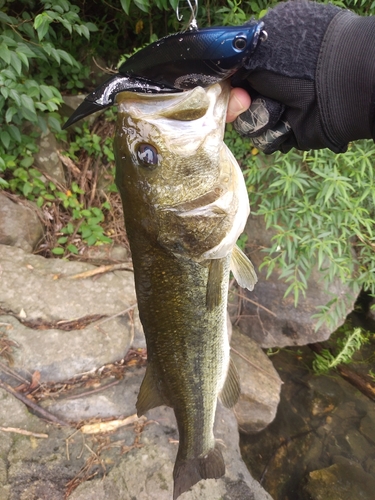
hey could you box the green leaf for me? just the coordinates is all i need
[0,43,11,64]
[60,18,73,34]
[5,106,17,123]
[67,244,79,254]
[120,0,131,15]
[57,236,68,244]
[9,51,22,75]
[134,0,150,12]
[15,50,29,69]
[47,115,61,132]
[85,22,98,32]
[0,11,15,23]
[20,156,34,168]
[86,234,97,246]
[79,25,90,40]
[0,131,10,149]
[7,124,21,143]
[20,93,36,115]
[22,182,33,197]
[52,247,65,255]
[34,14,51,41]
[57,49,75,65]
[9,89,21,106]
[81,226,92,238]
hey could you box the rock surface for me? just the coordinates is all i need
[231,327,282,434]
[239,214,358,347]
[0,368,273,500]
[34,129,66,185]
[0,244,140,382]
[0,193,44,253]
[300,460,375,500]
[0,241,277,499]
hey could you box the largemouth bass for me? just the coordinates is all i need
[114,81,257,499]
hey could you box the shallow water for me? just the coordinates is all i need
[240,314,375,500]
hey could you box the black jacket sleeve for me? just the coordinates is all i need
[234,1,375,153]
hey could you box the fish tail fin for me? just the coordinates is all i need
[173,445,225,500]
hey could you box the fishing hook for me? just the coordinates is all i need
[176,0,198,30]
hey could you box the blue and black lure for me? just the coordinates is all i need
[63,20,265,129]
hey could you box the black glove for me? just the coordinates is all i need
[233,1,375,153]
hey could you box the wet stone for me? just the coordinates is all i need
[360,410,375,444]
[344,429,375,462]
[300,460,375,500]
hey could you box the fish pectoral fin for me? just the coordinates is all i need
[136,363,167,416]
[206,259,224,310]
[219,357,241,408]
[173,444,225,500]
[230,244,258,291]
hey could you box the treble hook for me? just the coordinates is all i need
[176,0,198,30]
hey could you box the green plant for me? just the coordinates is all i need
[0,0,97,190]
[225,122,375,329]
[312,327,369,374]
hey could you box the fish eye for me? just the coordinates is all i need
[233,35,247,51]
[136,143,159,167]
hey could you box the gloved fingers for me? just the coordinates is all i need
[233,96,284,137]
[252,119,292,154]
[232,95,291,153]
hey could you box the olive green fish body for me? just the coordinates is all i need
[114,82,256,499]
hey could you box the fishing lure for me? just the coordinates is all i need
[62,20,265,129]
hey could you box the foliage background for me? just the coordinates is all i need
[0,0,374,328]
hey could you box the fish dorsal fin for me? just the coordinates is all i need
[230,244,258,291]
[136,363,167,416]
[219,357,241,408]
[206,259,224,310]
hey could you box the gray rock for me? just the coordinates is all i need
[0,244,142,382]
[34,129,66,185]
[79,244,130,265]
[239,214,357,347]
[2,314,133,383]
[0,244,136,322]
[231,327,282,434]
[0,370,273,500]
[68,401,273,500]
[41,368,141,421]
[0,193,44,253]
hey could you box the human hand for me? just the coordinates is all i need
[228,1,375,154]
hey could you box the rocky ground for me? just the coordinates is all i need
[0,198,281,500]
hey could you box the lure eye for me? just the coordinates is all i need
[233,35,247,51]
[137,143,159,167]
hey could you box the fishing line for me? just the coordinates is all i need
[176,0,198,30]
